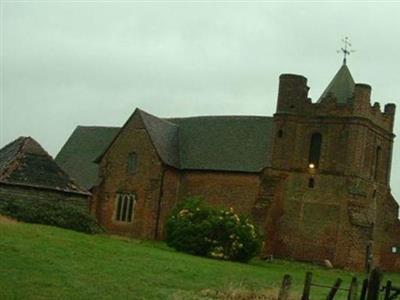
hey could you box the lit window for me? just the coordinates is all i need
[115,193,136,222]
[392,246,398,254]
[127,152,137,174]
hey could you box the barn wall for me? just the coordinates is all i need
[0,183,89,209]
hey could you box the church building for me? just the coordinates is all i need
[56,62,400,271]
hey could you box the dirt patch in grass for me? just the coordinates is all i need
[201,285,299,300]
[0,215,18,224]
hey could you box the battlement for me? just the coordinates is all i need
[275,70,396,133]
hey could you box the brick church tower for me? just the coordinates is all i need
[270,62,398,270]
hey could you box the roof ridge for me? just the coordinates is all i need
[166,115,272,120]
[76,125,121,129]
[137,108,180,128]
[20,136,51,157]
[138,108,180,168]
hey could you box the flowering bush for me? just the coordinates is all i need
[165,198,262,262]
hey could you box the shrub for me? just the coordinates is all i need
[165,198,262,262]
[0,198,103,234]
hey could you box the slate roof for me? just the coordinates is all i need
[56,110,274,189]
[0,137,88,195]
[55,126,120,189]
[318,64,355,104]
[134,110,180,168]
[169,115,274,172]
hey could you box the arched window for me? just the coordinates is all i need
[308,133,322,168]
[115,193,136,222]
[374,146,381,180]
[127,152,137,174]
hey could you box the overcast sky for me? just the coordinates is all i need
[1,1,400,200]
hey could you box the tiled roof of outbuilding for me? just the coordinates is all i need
[0,137,88,194]
[56,110,275,189]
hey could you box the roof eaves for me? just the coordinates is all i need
[0,181,91,196]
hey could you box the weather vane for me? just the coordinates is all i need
[337,37,355,65]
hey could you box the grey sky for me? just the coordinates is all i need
[2,2,400,200]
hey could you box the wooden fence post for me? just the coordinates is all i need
[360,278,369,300]
[347,277,358,300]
[301,272,313,300]
[366,268,382,300]
[326,278,342,300]
[278,274,292,300]
[384,280,392,300]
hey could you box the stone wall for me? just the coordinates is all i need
[0,183,89,210]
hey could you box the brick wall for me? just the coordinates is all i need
[92,112,164,239]
[179,171,261,216]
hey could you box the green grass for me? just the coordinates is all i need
[0,218,399,300]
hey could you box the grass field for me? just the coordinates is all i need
[1,216,399,300]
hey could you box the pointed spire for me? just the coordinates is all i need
[318,64,355,104]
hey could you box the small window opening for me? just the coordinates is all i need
[290,105,295,109]
[127,152,137,174]
[277,129,283,138]
[392,246,399,254]
[115,193,136,222]
[372,189,377,198]
[374,146,381,181]
[308,178,315,188]
[309,133,322,168]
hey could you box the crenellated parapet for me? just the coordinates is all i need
[275,72,396,133]
[352,83,396,132]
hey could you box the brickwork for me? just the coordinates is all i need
[92,112,164,239]
[179,171,260,215]
[270,73,399,271]
[90,68,400,271]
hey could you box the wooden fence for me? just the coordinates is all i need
[277,268,399,300]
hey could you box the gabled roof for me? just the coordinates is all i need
[55,126,120,189]
[138,110,180,168]
[0,137,88,195]
[318,64,355,104]
[56,110,275,189]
